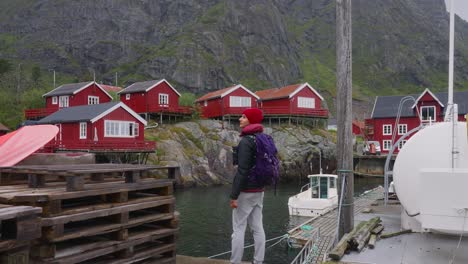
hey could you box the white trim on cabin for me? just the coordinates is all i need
[145,79,181,97]
[289,82,324,101]
[159,93,169,105]
[370,96,378,118]
[383,140,392,151]
[398,124,407,135]
[79,122,87,139]
[104,120,139,138]
[90,102,147,126]
[42,81,113,100]
[229,96,252,107]
[383,124,392,135]
[88,96,99,105]
[52,96,58,105]
[220,84,260,100]
[420,105,436,122]
[411,88,444,108]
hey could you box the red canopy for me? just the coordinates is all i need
[0,125,59,167]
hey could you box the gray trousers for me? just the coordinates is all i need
[231,192,265,264]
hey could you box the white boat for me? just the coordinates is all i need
[288,173,338,217]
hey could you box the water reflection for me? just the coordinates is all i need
[175,176,383,263]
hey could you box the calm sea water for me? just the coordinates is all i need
[174,177,383,263]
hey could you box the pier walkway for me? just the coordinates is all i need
[288,187,385,263]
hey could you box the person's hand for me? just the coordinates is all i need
[230,199,238,208]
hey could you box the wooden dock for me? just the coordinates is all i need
[0,164,179,264]
[288,187,384,263]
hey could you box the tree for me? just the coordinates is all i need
[31,65,41,84]
[0,59,12,76]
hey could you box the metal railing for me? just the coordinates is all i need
[290,228,321,264]
[261,106,328,117]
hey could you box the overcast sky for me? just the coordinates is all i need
[445,0,468,22]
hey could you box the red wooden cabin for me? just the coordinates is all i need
[25,81,113,120]
[365,88,468,154]
[255,83,328,118]
[37,102,155,152]
[119,79,190,115]
[195,84,259,119]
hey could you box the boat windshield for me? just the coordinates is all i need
[310,176,329,199]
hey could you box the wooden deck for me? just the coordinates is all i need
[0,164,178,263]
[288,187,384,263]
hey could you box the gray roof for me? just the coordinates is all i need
[43,82,93,97]
[38,102,120,124]
[372,91,468,118]
[120,80,161,94]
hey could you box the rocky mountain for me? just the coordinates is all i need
[146,120,336,186]
[1,0,467,114]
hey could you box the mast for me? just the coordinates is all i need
[445,0,458,168]
[336,0,354,239]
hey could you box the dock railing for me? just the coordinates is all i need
[290,227,321,264]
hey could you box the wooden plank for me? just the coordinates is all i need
[41,197,175,226]
[36,227,177,263]
[10,179,174,203]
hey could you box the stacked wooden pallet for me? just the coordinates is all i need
[0,204,42,264]
[0,164,178,264]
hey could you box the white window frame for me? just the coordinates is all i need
[88,96,99,105]
[59,96,69,107]
[398,124,407,135]
[420,106,436,122]
[79,122,87,139]
[126,94,131,100]
[383,124,392,135]
[229,96,251,107]
[159,93,169,105]
[204,100,207,107]
[52,96,58,105]
[398,140,407,150]
[383,140,392,151]
[104,120,139,138]
[297,97,315,108]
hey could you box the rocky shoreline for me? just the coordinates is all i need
[147,120,336,187]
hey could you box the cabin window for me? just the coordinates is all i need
[79,122,87,139]
[88,96,99,105]
[52,96,58,105]
[398,140,407,150]
[126,94,131,100]
[383,140,392,151]
[59,96,69,107]
[398,124,407,135]
[311,177,319,199]
[204,101,207,107]
[383,124,392,135]
[420,106,436,122]
[298,97,315,108]
[329,178,335,189]
[159,94,169,105]
[129,122,139,137]
[320,177,328,199]
[104,120,138,138]
[229,96,251,107]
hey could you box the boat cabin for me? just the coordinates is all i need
[308,174,337,199]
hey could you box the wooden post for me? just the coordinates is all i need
[336,0,354,239]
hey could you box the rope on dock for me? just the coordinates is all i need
[207,234,288,259]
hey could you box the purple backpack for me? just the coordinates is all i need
[248,133,280,190]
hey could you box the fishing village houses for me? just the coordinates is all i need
[118,79,191,123]
[365,88,468,154]
[195,82,329,126]
[24,81,114,120]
